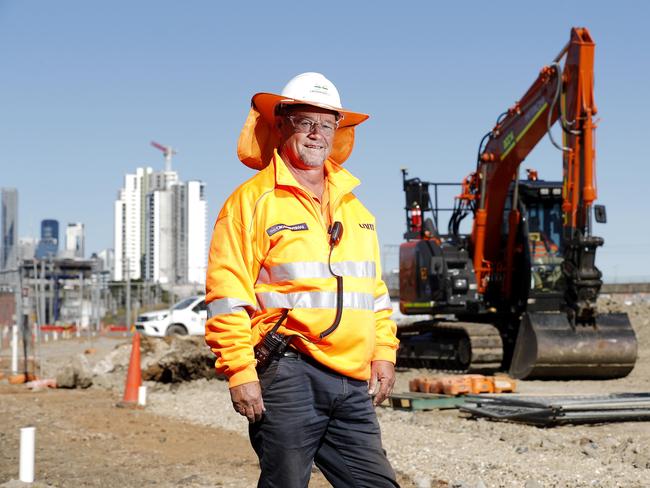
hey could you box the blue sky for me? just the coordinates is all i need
[2,1,649,281]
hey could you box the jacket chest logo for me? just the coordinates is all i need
[359,223,375,231]
[266,222,309,237]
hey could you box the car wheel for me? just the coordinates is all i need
[167,324,188,336]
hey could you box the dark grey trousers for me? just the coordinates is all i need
[249,352,399,488]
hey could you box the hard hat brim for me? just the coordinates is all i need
[252,92,369,128]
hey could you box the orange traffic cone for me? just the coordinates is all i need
[119,333,142,407]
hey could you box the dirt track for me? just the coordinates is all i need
[0,386,264,487]
[1,294,649,487]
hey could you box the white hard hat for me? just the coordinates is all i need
[279,72,343,110]
[252,72,368,128]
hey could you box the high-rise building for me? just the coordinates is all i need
[1,188,18,271]
[145,189,174,283]
[144,180,207,284]
[185,181,207,284]
[65,222,85,258]
[35,219,59,259]
[114,167,153,281]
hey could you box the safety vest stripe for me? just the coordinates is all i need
[256,261,376,284]
[374,293,393,312]
[207,298,256,318]
[256,291,375,310]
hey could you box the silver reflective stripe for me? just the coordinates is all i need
[256,291,375,310]
[333,261,376,279]
[207,298,255,318]
[256,261,376,284]
[374,293,393,312]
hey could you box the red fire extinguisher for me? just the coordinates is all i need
[410,202,422,233]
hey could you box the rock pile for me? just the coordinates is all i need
[52,335,219,389]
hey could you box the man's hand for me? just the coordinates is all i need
[368,360,395,406]
[230,381,265,423]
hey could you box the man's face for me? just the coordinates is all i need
[277,106,338,170]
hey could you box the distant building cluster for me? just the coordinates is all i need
[1,188,102,274]
[113,165,207,285]
[2,145,208,288]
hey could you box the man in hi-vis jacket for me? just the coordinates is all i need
[205,72,400,487]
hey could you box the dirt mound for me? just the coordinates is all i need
[140,336,218,383]
[49,335,219,389]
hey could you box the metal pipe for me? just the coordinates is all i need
[33,261,42,378]
[126,258,131,331]
[479,166,488,210]
[512,168,520,209]
[11,324,18,374]
[19,426,35,483]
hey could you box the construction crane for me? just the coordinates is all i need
[150,140,177,173]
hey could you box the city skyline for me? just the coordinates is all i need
[114,161,207,284]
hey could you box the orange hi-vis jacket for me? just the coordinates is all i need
[205,151,399,388]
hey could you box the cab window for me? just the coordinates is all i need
[193,300,207,313]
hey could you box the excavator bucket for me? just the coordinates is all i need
[509,312,637,380]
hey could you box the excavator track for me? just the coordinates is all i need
[397,321,504,373]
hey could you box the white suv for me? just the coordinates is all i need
[135,296,207,337]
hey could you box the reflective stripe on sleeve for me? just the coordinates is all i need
[256,261,376,284]
[207,298,256,318]
[374,293,393,312]
[256,291,375,310]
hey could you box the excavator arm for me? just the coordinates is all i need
[465,27,636,378]
[467,28,601,317]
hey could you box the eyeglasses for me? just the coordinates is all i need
[286,116,338,137]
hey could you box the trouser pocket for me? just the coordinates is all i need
[258,357,283,391]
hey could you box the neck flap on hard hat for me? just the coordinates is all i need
[237,106,356,170]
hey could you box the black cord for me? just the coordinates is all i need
[320,245,343,339]
[476,131,492,173]
[495,111,509,125]
[269,308,289,334]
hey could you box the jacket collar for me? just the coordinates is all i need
[269,150,360,204]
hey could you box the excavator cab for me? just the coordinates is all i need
[508,179,638,379]
[519,180,565,305]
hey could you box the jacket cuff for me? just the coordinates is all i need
[372,345,397,364]
[227,364,259,388]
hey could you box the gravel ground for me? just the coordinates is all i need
[2,294,649,487]
[144,295,650,487]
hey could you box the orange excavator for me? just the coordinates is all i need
[398,27,637,379]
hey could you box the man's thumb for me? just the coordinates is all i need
[368,375,378,395]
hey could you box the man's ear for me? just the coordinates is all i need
[274,116,285,137]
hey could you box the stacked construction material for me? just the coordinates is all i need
[460,393,650,426]
[409,374,517,396]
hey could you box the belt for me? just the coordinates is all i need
[282,348,301,359]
